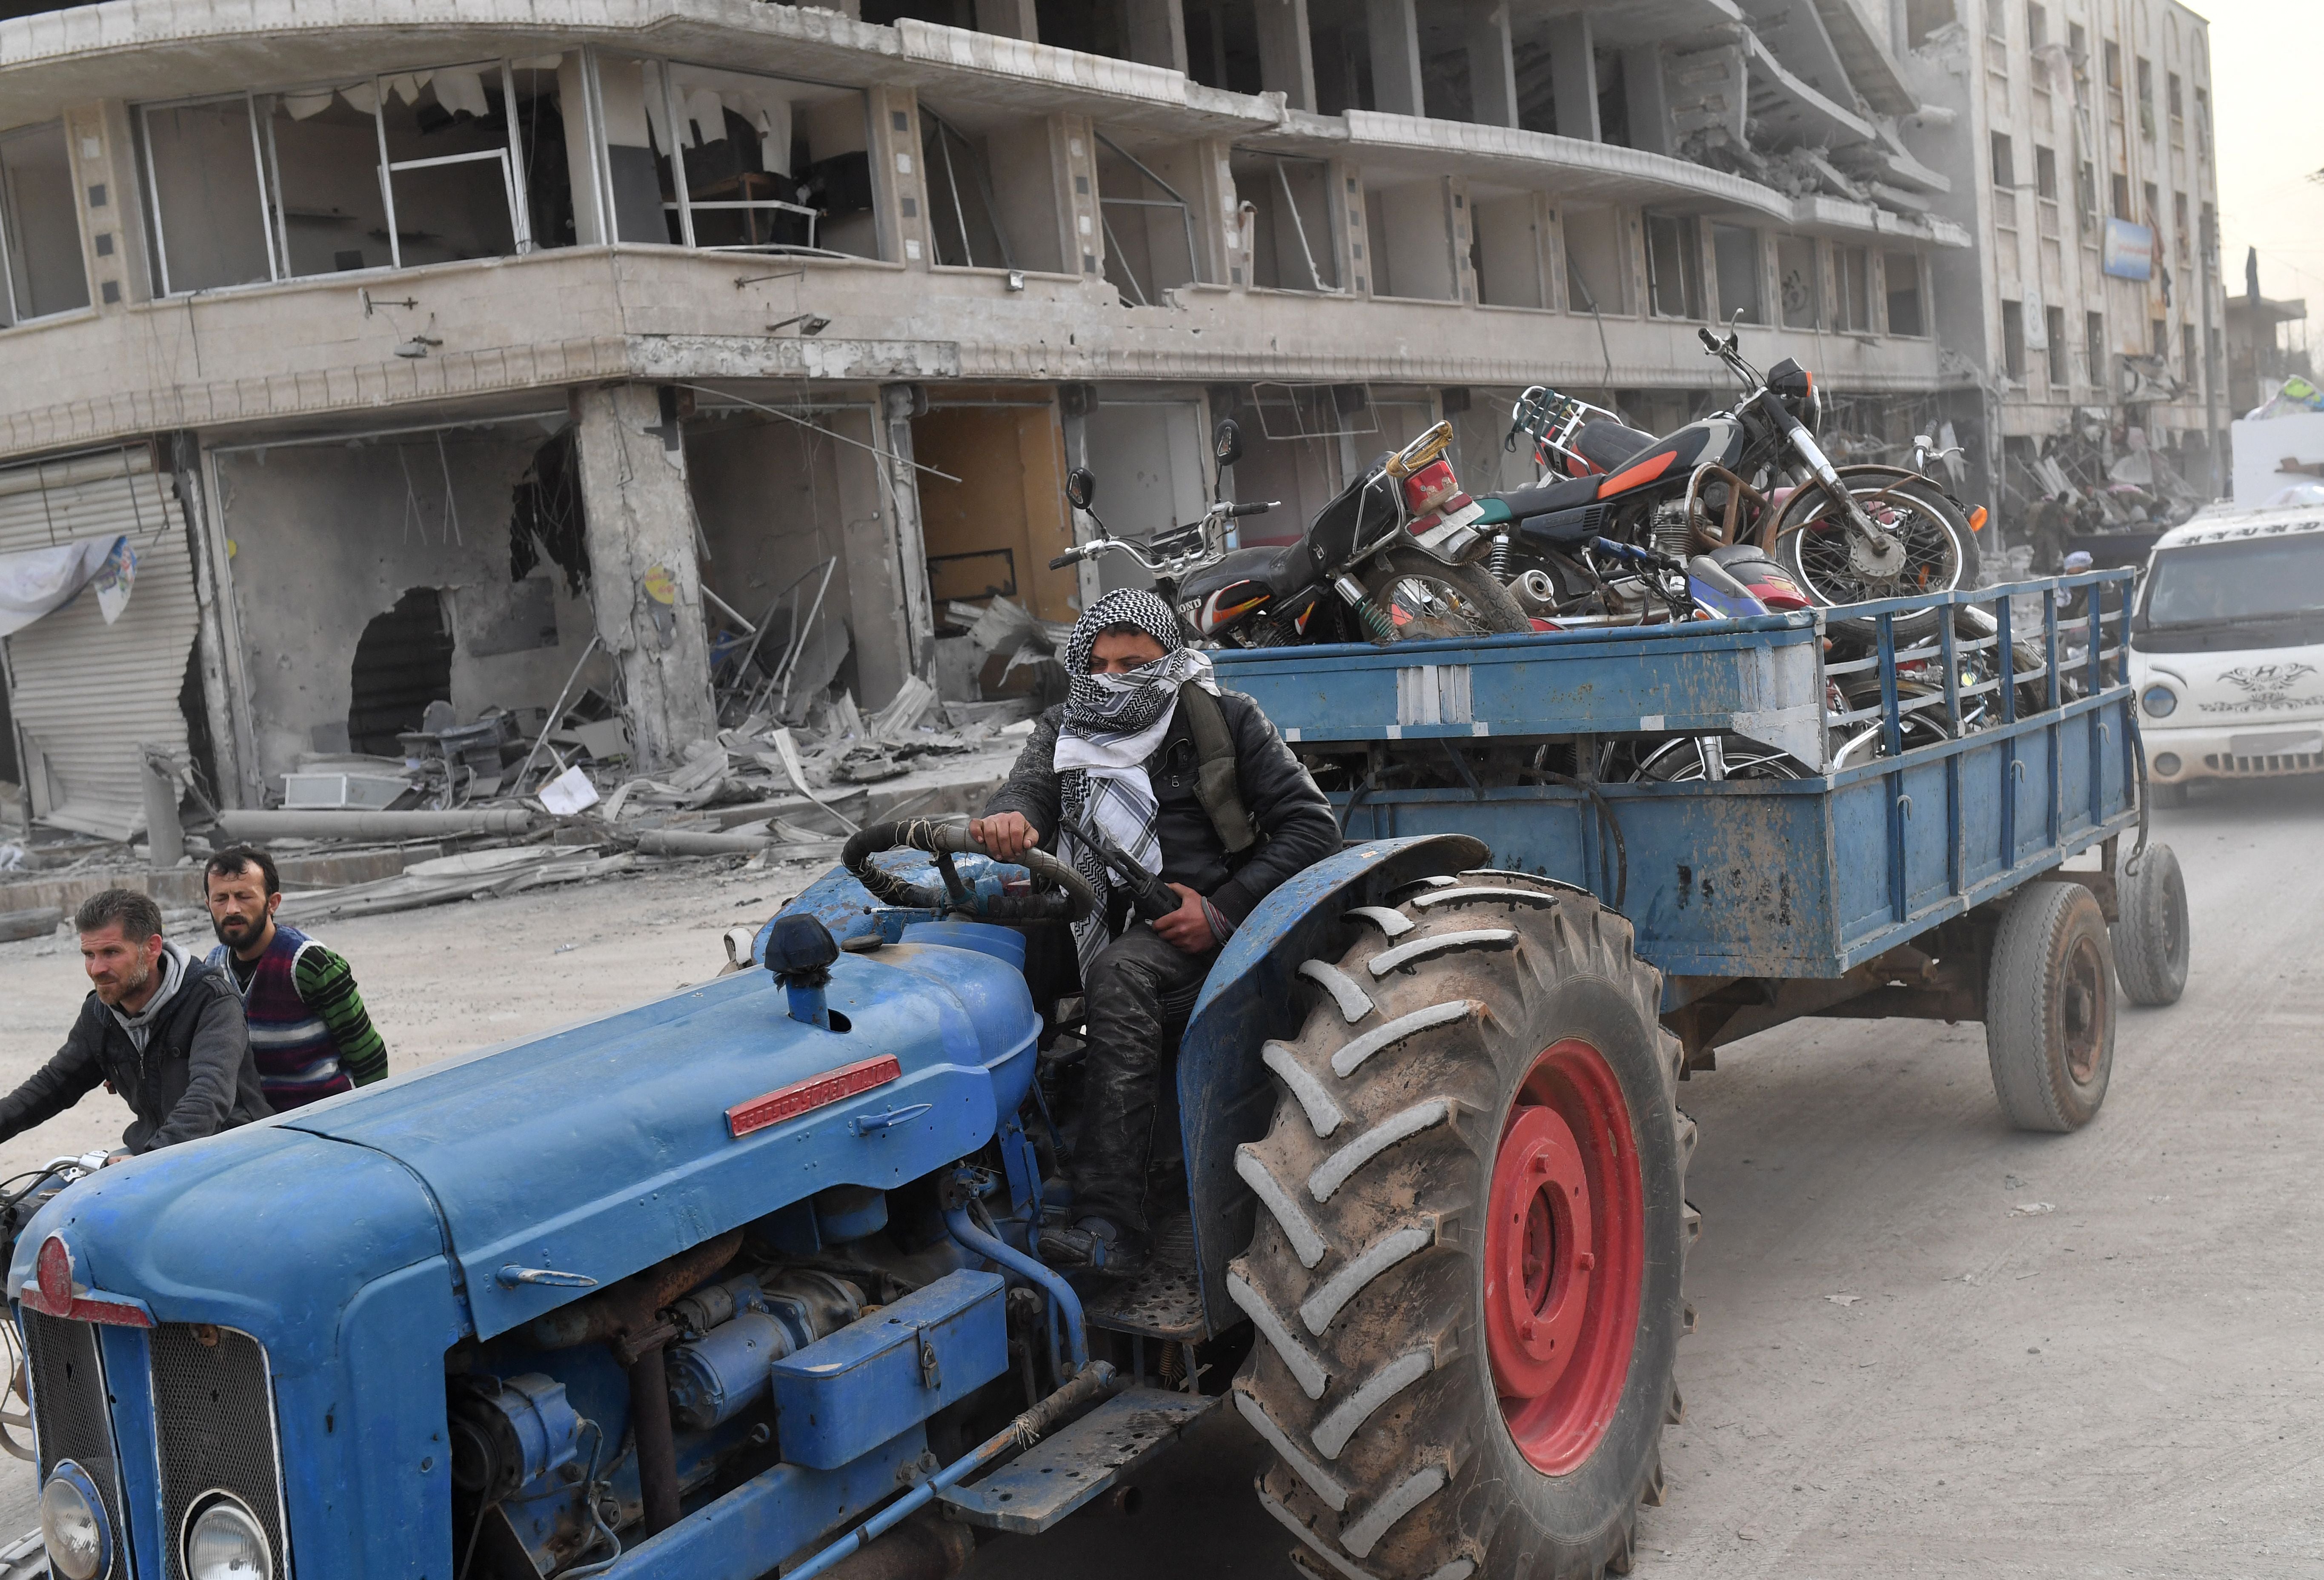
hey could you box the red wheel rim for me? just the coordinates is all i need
[1483,1038,1645,1476]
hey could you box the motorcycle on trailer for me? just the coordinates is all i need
[1478,320,1982,643]
[1050,417,1530,647]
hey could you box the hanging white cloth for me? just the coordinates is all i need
[338,82,380,116]
[0,535,127,638]
[281,91,335,120]
[432,68,490,120]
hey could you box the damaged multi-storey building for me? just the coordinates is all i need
[0,0,2201,834]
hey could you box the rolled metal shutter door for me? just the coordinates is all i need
[0,448,198,841]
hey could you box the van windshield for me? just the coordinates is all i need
[2142,533,2324,627]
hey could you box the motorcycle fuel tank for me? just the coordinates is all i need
[1594,413,1745,500]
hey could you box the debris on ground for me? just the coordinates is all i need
[0,670,1037,931]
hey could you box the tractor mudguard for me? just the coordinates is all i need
[1176,833,1488,1337]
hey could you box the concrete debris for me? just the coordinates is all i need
[0,907,62,944]
[215,809,535,840]
[278,847,638,922]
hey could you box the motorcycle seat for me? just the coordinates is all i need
[1179,540,1311,606]
[1491,474,1603,520]
[1571,420,1658,472]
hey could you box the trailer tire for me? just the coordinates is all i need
[1984,881,2116,1132]
[2112,843,2189,1007]
[1230,874,1690,1580]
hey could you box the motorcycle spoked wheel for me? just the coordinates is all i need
[1627,736,1809,783]
[1775,475,1979,644]
[1830,710,1955,770]
[1359,548,1534,642]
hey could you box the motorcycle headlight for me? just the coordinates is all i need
[40,1462,109,1580]
[2142,684,2177,718]
[186,1495,272,1580]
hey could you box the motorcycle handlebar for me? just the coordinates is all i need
[1697,326,1723,353]
[1224,500,1277,518]
[1048,550,1082,570]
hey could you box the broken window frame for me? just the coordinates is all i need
[1092,130,1201,308]
[1642,211,1704,321]
[920,108,1014,272]
[0,119,92,326]
[135,62,541,297]
[641,57,857,257]
[1231,148,1338,295]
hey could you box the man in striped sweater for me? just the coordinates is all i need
[203,847,390,1110]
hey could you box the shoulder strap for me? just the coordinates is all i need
[1178,683,1258,854]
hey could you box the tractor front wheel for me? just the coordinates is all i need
[1229,874,1691,1580]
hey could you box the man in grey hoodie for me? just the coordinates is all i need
[0,888,271,1155]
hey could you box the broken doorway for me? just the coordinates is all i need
[913,399,1074,625]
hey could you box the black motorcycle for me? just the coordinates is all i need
[1051,418,1529,647]
[1483,322,1981,641]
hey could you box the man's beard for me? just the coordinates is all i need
[212,910,262,950]
[95,957,152,1007]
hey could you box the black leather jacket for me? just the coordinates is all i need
[984,688,1341,927]
[0,949,272,1154]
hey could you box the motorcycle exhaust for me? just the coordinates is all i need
[1511,569,1560,616]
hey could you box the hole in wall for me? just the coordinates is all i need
[348,588,455,756]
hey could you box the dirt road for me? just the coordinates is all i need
[0,784,2316,1574]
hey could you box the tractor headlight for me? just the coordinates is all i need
[40,1462,109,1580]
[186,1495,271,1580]
[2142,684,2177,718]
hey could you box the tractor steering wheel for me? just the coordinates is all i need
[841,818,1098,924]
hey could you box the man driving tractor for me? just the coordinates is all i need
[971,588,1339,1274]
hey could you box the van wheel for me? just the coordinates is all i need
[2112,844,2189,1007]
[1985,882,2116,1132]
[1230,874,1690,1579]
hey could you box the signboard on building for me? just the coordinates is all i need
[2103,219,2157,281]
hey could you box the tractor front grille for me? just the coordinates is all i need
[149,1324,290,1580]
[22,1310,128,1580]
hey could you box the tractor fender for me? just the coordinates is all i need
[1178,833,1489,1338]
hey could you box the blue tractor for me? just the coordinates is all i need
[3,572,2176,1580]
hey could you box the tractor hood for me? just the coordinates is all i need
[14,939,1038,1343]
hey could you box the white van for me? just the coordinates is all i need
[2129,505,2324,803]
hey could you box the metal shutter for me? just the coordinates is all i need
[0,447,198,840]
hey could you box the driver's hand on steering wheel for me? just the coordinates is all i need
[970,812,1041,862]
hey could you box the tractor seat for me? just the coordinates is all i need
[1571,420,1658,473]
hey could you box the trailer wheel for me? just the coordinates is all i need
[2112,844,2189,1007]
[1984,881,2116,1132]
[1230,876,1690,1580]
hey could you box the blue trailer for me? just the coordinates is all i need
[4,572,2185,1580]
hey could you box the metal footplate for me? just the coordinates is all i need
[936,1386,1218,1534]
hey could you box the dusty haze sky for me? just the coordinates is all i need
[2198,0,2324,334]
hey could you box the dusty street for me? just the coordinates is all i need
[0,785,2316,1574]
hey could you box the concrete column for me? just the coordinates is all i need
[1622,46,1673,155]
[864,86,926,270]
[1365,0,1425,117]
[1549,14,1600,142]
[1256,0,1318,112]
[976,0,1039,41]
[1463,1,1519,129]
[67,103,150,309]
[1126,0,1190,72]
[573,384,716,768]
[173,433,248,808]
[879,385,937,688]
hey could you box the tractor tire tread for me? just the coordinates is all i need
[1232,872,1686,1580]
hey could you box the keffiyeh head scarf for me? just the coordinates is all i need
[1054,589,1217,972]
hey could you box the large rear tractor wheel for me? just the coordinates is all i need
[1230,873,1692,1580]
[1985,881,2116,1131]
[2112,843,2189,1007]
